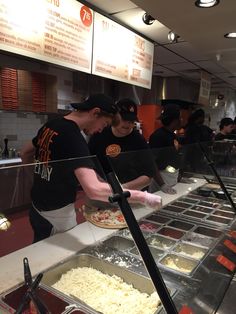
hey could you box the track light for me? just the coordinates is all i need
[168,31,179,43]
[0,214,11,231]
[224,32,236,38]
[195,0,220,8]
[142,13,155,25]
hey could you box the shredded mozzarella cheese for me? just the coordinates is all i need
[52,267,161,314]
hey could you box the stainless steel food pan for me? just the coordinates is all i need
[182,210,207,219]
[183,232,215,248]
[42,254,158,294]
[206,215,231,225]
[167,220,195,231]
[147,234,176,250]
[172,243,208,260]
[144,214,171,224]
[193,226,223,238]
[102,236,134,251]
[129,246,164,261]
[159,254,199,276]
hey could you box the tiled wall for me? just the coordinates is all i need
[0,111,48,153]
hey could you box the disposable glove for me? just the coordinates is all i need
[142,191,162,210]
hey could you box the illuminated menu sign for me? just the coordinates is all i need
[0,0,93,73]
[92,12,154,89]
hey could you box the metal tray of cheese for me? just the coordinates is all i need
[172,242,208,261]
[41,254,170,314]
[159,253,199,276]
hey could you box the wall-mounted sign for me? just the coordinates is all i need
[198,70,211,105]
[92,12,154,89]
[0,0,93,73]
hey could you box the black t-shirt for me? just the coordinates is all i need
[185,124,213,144]
[214,132,230,141]
[31,117,93,211]
[88,127,155,183]
[149,127,180,170]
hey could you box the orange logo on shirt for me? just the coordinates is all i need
[106,144,121,157]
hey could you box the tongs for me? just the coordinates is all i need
[15,257,49,314]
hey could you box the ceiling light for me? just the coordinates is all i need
[224,32,236,38]
[142,13,155,25]
[0,214,11,231]
[168,31,179,43]
[195,0,220,8]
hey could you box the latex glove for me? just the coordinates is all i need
[160,184,177,194]
[143,191,162,210]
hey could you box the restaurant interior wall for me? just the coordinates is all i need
[0,53,85,151]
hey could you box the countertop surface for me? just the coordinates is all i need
[0,178,205,294]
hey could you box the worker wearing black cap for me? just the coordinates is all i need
[88,98,156,191]
[215,117,234,141]
[149,104,182,193]
[20,94,162,242]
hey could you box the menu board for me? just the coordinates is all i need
[92,12,154,89]
[0,0,93,73]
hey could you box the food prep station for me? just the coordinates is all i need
[1,180,236,313]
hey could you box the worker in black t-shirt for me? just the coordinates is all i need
[20,94,162,242]
[183,109,214,172]
[89,98,155,191]
[215,117,234,141]
[149,104,182,193]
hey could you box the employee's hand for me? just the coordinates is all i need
[143,191,162,210]
[160,184,177,194]
[180,177,195,184]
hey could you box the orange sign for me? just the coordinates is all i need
[217,254,236,272]
[179,305,194,314]
[228,230,236,238]
[224,239,236,254]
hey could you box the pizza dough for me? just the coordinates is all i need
[83,205,127,229]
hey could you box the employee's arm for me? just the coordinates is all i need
[20,141,35,164]
[122,175,151,190]
[74,167,162,209]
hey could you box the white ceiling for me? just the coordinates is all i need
[85,0,236,92]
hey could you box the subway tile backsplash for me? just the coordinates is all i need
[0,111,48,152]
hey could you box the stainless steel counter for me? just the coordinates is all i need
[1,178,236,314]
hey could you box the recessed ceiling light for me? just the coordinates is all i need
[224,32,236,38]
[195,0,220,8]
[142,13,155,25]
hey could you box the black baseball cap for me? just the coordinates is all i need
[71,94,117,114]
[160,104,180,121]
[116,98,138,122]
